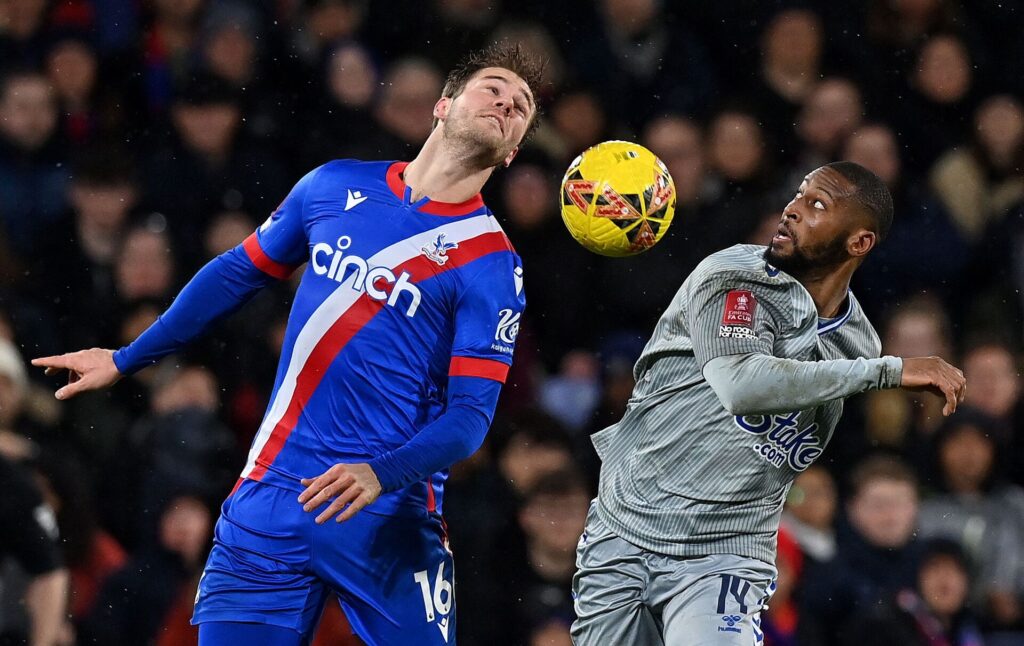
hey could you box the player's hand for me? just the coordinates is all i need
[31,348,122,400]
[899,356,966,416]
[298,463,382,524]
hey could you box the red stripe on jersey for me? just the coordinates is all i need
[247,230,513,481]
[449,356,510,383]
[243,233,298,280]
[426,476,436,513]
[386,162,486,217]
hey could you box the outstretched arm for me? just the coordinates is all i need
[705,352,965,416]
[33,165,321,399]
[32,244,288,399]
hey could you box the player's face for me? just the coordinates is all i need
[437,67,535,168]
[764,167,860,277]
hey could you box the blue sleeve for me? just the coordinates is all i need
[368,376,500,492]
[250,166,320,269]
[112,168,319,374]
[112,246,277,374]
[367,250,526,491]
[449,251,526,372]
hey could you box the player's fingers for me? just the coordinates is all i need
[31,355,69,369]
[316,486,360,524]
[335,493,371,523]
[297,474,331,503]
[940,381,957,416]
[55,373,95,400]
[302,480,345,512]
[43,366,63,376]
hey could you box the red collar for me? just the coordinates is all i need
[385,161,486,217]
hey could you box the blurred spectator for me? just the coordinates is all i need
[539,350,600,432]
[0,68,69,262]
[140,0,205,114]
[494,408,575,500]
[839,538,986,646]
[930,95,1024,242]
[641,113,719,255]
[845,124,968,318]
[289,0,367,69]
[301,41,380,167]
[143,73,288,265]
[0,454,69,646]
[861,0,965,93]
[745,8,825,162]
[762,527,804,646]
[917,409,1024,628]
[960,342,1024,489]
[44,31,101,145]
[893,33,979,175]
[102,362,235,549]
[489,468,589,646]
[563,0,716,130]
[0,0,49,66]
[962,342,1022,425]
[360,57,444,160]
[862,296,954,461]
[781,465,838,564]
[115,224,176,304]
[31,452,126,625]
[545,87,609,165]
[703,107,778,253]
[802,454,923,644]
[31,146,139,349]
[454,410,575,644]
[82,494,212,645]
[202,210,253,258]
[791,77,864,181]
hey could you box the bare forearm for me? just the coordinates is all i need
[26,568,68,646]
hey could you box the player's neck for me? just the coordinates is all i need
[404,133,495,203]
[798,264,855,319]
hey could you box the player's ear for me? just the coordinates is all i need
[502,146,519,168]
[847,228,876,257]
[433,96,452,122]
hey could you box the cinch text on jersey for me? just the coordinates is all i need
[311,237,422,317]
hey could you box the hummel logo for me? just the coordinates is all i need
[345,189,368,211]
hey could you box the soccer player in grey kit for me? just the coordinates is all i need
[571,162,967,645]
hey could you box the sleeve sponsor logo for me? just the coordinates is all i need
[720,290,757,338]
[495,308,521,344]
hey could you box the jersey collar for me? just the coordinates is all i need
[817,290,854,335]
[386,161,486,217]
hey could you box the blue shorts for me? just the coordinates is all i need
[192,479,456,645]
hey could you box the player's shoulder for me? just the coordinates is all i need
[310,158,391,183]
[693,244,798,289]
[841,291,883,358]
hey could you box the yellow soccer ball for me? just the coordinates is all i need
[559,140,676,257]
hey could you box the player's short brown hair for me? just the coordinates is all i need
[434,41,545,142]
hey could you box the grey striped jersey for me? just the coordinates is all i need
[592,244,890,564]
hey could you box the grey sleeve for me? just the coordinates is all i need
[704,352,904,415]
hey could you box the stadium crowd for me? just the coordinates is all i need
[2,0,1024,644]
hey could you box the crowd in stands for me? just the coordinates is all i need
[3,0,1024,644]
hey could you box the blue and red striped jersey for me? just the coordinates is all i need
[238,159,524,515]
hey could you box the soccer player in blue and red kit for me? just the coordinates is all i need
[33,43,544,646]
